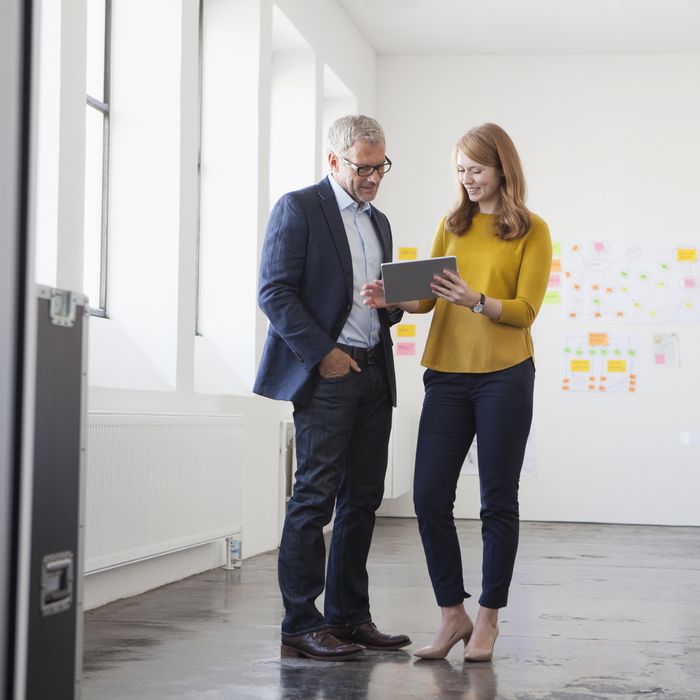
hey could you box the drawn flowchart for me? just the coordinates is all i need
[562,332,638,393]
[561,242,699,323]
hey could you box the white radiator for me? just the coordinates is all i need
[84,413,243,574]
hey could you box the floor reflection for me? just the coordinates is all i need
[279,651,410,700]
[415,658,498,700]
[278,651,497,700]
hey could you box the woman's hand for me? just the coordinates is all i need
[431,268,480,307]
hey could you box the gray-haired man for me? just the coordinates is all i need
[254,115,410,660]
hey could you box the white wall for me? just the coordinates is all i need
[34,0,378,608]
[376,53,700,526]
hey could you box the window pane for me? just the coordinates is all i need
[83,105,105,309]
[86,0,106,100]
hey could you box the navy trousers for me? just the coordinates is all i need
[413,359,535,609]
[278,362,392,634]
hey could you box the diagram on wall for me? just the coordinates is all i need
[562,331,638,393]
[561,242,699,323]
[652,332,680,369]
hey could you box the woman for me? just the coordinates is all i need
[362,123,551,662]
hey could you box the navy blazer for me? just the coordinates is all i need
[253,177,402,407]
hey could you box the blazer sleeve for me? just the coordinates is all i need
[258,193,337,370]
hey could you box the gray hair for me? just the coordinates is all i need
[327,114,385,156]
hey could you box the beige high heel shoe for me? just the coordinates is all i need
[464,624,498,662]
[413,618,474,659]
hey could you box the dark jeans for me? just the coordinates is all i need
[413,359,535,609]
[279,362,392,634]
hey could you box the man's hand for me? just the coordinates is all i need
[318,347,361,378]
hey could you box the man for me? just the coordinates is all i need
[253,115,409,661]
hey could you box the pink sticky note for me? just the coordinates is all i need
[549,273,561,288]
[396,342,416,356]
[593,241,607,253]
[684,277,697,289]
[654,354,666,365]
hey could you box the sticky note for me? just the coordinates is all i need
[552,242,562,256]
[543,290,561,304]
[684,277,697,289]
[607,360,627,373]
[550,259,562,272]
[654,354,666,364]
[397,324,415,337]
[396,342,415,356]
[570,359,590,373]
[398,247,417,261]
[548,274,561,288]
[676,248,698,262]
[588,332,609,347]
[593,241,607,253]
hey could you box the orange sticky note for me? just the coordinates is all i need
[551,259,562,272]
[588,332,609,346]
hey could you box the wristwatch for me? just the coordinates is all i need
[471,293,486,314]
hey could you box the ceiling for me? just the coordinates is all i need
[335,0,700,54]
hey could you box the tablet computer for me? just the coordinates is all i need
[381,255,458,304]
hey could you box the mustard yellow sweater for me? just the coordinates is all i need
[416,212,552,372]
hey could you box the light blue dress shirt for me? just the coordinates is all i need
[328,174,382,348]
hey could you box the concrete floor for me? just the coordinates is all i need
[82,519,700,699]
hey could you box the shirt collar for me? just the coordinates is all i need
[327,174,371,215]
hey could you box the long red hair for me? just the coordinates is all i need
[445,123,530,240]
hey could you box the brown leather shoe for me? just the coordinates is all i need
[280,630,365,661]
[326,622,411,651]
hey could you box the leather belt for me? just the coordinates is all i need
[336,343,384,365]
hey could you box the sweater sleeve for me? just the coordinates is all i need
[498,218,553,328]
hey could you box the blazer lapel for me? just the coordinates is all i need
[370,208,391,263]
[317,177,354,300]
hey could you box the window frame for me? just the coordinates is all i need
[85,0,112,317]
[194,0,204,336]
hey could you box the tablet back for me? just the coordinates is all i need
[381,256,457,304]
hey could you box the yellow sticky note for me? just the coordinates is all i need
[588,332,609,347]
[607,359,627,373]
[398,247,417,261]
[397,324,415,337]
[676,248,698,262]
[570,359,590,373]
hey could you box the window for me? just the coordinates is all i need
[84,0,111,315]
[195,0,204,336]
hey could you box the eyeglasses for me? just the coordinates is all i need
[340,156,392,177]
